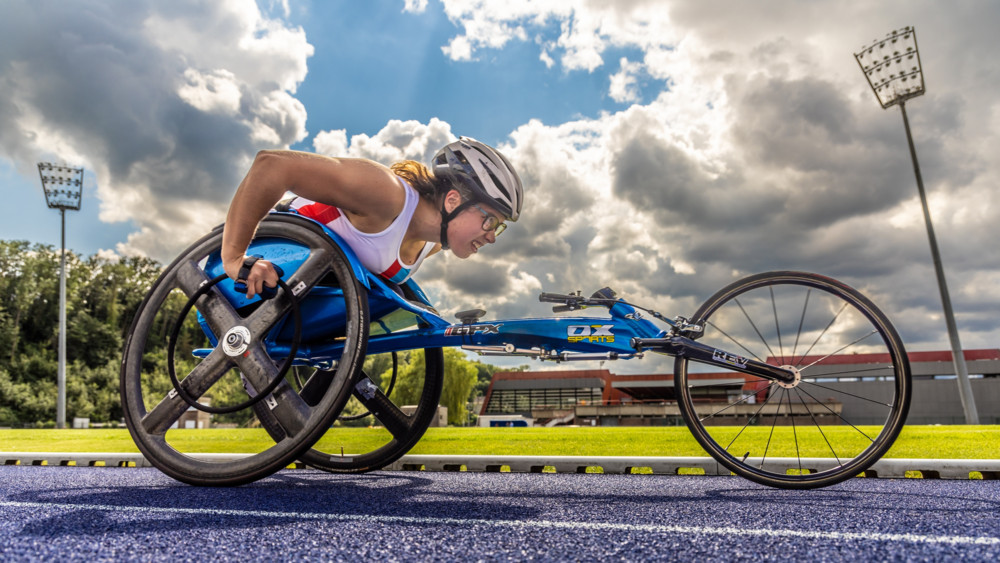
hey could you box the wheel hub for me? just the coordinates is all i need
[776,364,802,389]
[222,326,252,357]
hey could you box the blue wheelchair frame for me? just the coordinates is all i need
[193,212,796,386]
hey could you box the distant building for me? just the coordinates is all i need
[175,403,212,429]
[480,349,1000,426]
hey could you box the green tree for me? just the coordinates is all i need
[0,242,60,370]
[379,349,423,407]
[72,254,161,339]
[441,348,478,425]
[472,361,496,398]
[67,311,119,368]
[378,348,480,426]
[0,240,163,425]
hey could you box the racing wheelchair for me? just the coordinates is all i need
[120,213,911,489]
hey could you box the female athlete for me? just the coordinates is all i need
[221,137,523,297]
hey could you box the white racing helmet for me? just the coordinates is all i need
[433,137,523,222]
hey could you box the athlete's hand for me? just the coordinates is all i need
[228,254,281,299]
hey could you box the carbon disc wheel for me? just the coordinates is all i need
[120,215,369,486]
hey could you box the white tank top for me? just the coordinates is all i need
[289,178,435,284]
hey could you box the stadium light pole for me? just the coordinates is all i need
[37,162,84,429]
[854,27,979,424]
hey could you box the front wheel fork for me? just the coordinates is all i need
[631,335,797,384]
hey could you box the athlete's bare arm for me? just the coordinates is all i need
[221,150,404,296]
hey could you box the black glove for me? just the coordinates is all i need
[233,255,284,300]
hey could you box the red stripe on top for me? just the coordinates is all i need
[381,260,402,280]
[298,202,341,224]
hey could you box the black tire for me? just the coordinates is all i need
[120,215,369,486]
[255,347,444,472]
[674,271,911,489]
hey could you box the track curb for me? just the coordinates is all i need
[2,452,998,479]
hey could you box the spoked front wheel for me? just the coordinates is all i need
[674,271,911,489]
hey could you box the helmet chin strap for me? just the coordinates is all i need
[439,200,474,250]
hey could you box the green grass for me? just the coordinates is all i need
[0,425,996,458]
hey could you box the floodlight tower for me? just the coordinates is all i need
[37,163,84,429]
[854,27,979,424]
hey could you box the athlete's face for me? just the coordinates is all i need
[444,192,505,259]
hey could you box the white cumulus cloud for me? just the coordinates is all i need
[0,0,313,260]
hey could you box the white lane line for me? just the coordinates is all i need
[1,500,997,547]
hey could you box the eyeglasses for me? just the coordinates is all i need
[472,204,507,236]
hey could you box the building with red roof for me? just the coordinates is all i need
[480,349,1000,426]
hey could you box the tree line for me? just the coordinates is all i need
[0,240,508,428]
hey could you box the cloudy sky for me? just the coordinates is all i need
[2,0,999,369]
